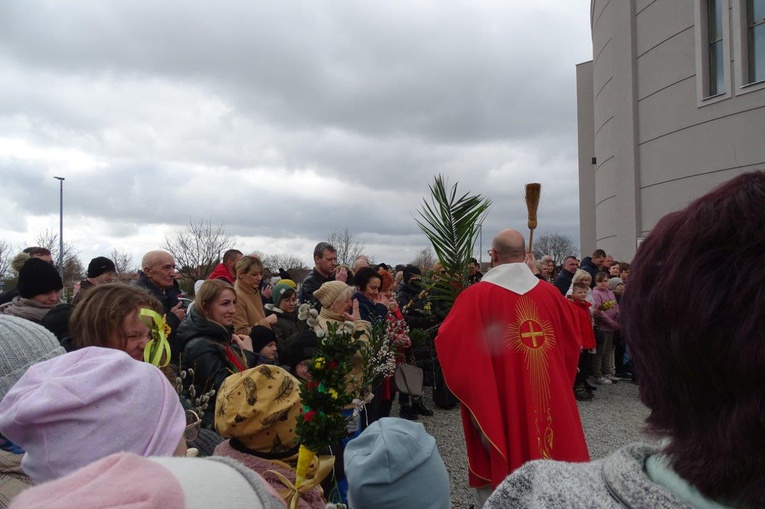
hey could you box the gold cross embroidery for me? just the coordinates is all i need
[521,321,545,348]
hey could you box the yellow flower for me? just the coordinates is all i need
[328,389,339,399]
[314,357,325,369]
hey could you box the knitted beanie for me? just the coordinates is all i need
[0,315,65,400]
[87,257,116,278]
[249,326,278,355]
[271,283,295,308]
[0,347,186,484]
[313,280,348,309]
[608,277,624,291]
[215,365,301,457]
[17,258,63,299]
[402,265,421,284]
[344,417,451,509]
[276,278,297,289]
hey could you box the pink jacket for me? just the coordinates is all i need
[591,287,620,332]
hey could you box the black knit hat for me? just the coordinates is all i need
[17,258,63,299]
[287,330,319,373]
[87,256,116,278]
[402,265,422,284]
[249,325,278,355]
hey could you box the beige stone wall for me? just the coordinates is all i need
[578,0,765,262]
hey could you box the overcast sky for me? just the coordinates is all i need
[0,1,593,272]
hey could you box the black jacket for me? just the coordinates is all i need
[298,268,333,309]
[134,272,183,362]
[396,281,437,331]
[264,303,309,362]
[177,306,257,427]
[579,257,598,288]
[554,268,575,296]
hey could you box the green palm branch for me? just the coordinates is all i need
[415,175,491,309]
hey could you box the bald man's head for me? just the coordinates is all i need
[491,229,526,264]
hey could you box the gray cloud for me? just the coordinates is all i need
[0,0,591,267]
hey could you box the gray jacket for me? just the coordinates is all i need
[485,443,692,509]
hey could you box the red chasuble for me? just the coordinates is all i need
[435,263,589,489]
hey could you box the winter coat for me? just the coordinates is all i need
[592,287,620,332]
[579,257,599,288]
[395,281,437,331]
[178,306,257,427]
[264,303,308,363]
[208,263,236,284]
[554,269,575,297]
[134,272,183,362]
[354,291,388,323]
[299,268,333,309]
[233,279,270,335]
[485,443,708,509]
[0,297,56,323]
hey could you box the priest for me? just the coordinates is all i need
[435,229,589,506]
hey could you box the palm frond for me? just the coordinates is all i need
[415,175,491,307]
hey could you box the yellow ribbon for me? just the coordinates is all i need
[139,308,172,367]
[266,455,335,509]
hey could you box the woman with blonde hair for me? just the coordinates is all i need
[178,279,257,427]
[233,256,277,335]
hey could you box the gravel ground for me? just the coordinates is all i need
[392,379,652,508]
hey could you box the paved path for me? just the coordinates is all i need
[393,380,651,508]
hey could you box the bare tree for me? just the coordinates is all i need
[532,232,578,267]
[163,218,233,281]
[261,253,308,275]
[109,248,136,276]
[0,240,12,280]
[327,226,365,266]
[410,246,436,271]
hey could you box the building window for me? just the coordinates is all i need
[748,0,765,82]
[709,0,726,94]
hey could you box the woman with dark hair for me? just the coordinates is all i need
[485,172,765,508]
[353,267,389,322]
[178,279,257,427]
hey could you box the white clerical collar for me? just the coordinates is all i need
[481,262,539,295]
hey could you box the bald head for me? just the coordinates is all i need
[491,229,526,264]
[142,250,177,289]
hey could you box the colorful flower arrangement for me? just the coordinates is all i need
[294,304,361,488]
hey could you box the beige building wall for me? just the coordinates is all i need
[578,0,765,262]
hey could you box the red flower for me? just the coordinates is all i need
[306,381,318,390]
[303,410,317,422]
[327,360,339,370]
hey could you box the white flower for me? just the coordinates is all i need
[309,308,318,319]
[316,328,326,338]
[343,321,356,333]
[307,317,319,328]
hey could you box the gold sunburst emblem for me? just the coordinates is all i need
[506,295,556,458]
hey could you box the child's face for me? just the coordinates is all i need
[572,288,588,302]
[596,279,609,291]
[259,341,278,361]
[613,283,624,296]
[295,360,312,381]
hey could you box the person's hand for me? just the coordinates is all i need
[261,285,273,300]
[375,292,390,307]
[525,253,539,274]
[170,301,186,321]
[336,266,348,283]
[265,314,278,325]
[344,299,361,321]
[232,334,253,352]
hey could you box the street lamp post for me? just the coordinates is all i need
[53,176,65,279]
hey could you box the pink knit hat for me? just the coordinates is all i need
[0,347,185,484]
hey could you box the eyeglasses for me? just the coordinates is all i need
[184,409,201,442]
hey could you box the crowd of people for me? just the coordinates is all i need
[1,172,764,508]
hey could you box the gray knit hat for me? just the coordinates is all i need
[0,315,65,400]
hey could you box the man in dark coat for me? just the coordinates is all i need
[134,250,185,363]
[579,249,606,288]
[553,256,579,296]
[299,242,347,309]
